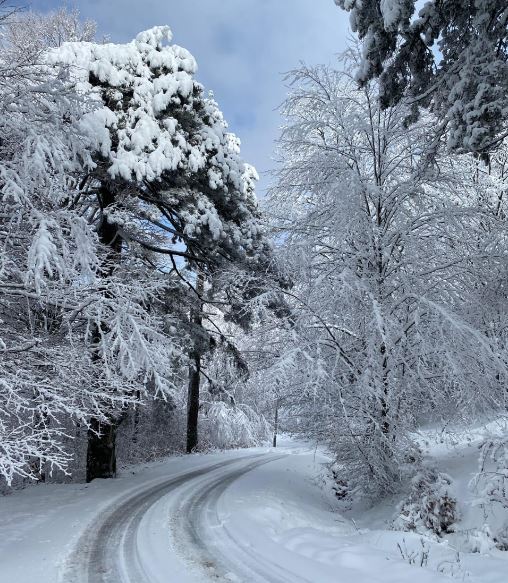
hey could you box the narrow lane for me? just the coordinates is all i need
[171,453,312,583]
[63,453,287,583]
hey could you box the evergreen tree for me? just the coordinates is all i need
[336,0,508,155]
[51,26,271,479]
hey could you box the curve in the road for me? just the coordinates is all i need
[172,453,311,583]
[63,453,284,583]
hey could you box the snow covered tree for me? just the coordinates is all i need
[194,297,274,451]
[2,6,96,58]
[336,1,508,155]
[0,13,183,485]
[181,263,284,452]
[0,9,103,484]
[51,26,268,273]
[267,54,507,496]
[50,26,271,479]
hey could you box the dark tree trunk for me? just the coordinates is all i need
[186,352,201,453]
[132,389,141,445]
[86,417,118,482]
[273,398,279,448]
[186,273,204,454]
[380,342,390,436]
[32,407,48,482]
[86,183,122,482]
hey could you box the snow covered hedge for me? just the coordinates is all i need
[199,402,271,451]
[394,468,459,537]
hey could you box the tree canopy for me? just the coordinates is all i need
[336,0,508,155]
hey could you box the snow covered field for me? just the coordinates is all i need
[1,436,507,583]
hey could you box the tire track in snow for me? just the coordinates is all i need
[63,454,267,583]
[172,453,312,583]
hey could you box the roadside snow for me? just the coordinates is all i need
[0,449,261,583]
[213,441,453,582]
[1,435,508,582]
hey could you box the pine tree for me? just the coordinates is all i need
[336,0,508,155]
[51,27,271,479]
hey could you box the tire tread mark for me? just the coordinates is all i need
[62,454,267,583]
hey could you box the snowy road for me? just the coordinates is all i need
[172,453,306,583]
[3,442,506,583]
[63,452,287,583]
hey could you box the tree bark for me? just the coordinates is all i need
[273,398,279,448]
[380,342,390,436]
[132,389,141,446]
[186,352,201,453]
[186,273,204,454]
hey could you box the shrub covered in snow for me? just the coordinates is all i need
[394,468,459,536]
[493,524,508,552]
[462,524,497,554]
[471,437,508,550]
[473,438,508,511]
[329,468,351,501]
[198,401,271,450]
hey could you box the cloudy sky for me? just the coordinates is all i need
[31,0,350,195]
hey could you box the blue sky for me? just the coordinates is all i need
[30,0,350,195]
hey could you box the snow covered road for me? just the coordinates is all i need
[3,441,507,583]
[64,453,287,583]
[171,453,301,583]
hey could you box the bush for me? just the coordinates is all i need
[471,437,508,551]
[198,401,271,450]
[330,469,351,500]
[394,468,459,536]
[463,524,496,554]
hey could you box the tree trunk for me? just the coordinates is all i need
[380,342,390,436]
[86,417,118,482]
[273,398,279,448]
[186,352,201,453]
[86,183,122,482]
[186,273,205,454]
[132,389,141,445]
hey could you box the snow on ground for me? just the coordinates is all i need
[338,421,508,583]
[209,439,466,582]
[1,434,508,582]
[0,448,261,583]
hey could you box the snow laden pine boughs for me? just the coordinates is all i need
[25,219,64,293]
[336,0,508,155]
[50,26,270,274]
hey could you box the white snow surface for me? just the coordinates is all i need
[1,437,508,582]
